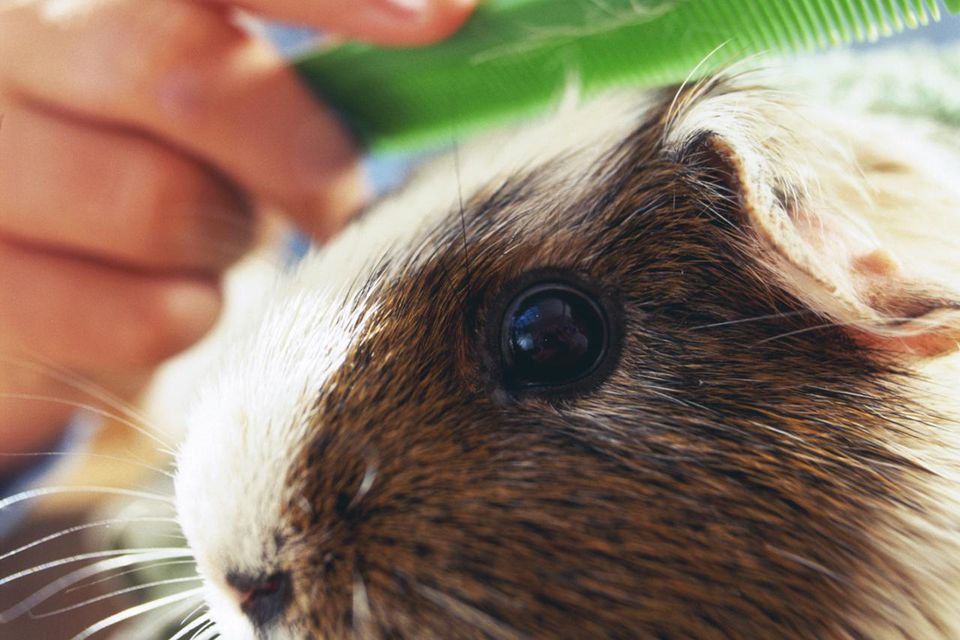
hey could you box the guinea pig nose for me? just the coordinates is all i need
[226,570,292,629]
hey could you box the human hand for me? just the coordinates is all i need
[0,0,474,472]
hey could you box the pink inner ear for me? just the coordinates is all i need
[784,206,960,359]
[701,133,960,361]
[794,207,906,312]
[851,330,960,359]
[852,249,901,279]
[789,202,896,285]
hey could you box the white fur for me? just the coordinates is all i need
[175,281,374,637]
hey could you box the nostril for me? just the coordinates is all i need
[226,570,292,629]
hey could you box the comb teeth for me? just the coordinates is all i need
[746,0,946,47]
[296,0,960,151]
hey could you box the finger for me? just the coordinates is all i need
[0,0,364,240]
[210,0,476,46]
[0,104,253,273]
[0,238,222,371]
[0,368,84,469]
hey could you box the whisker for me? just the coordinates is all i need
[642,384,716,414]
[122,595,204,640]
[755,321,843,343]
[0,392,173,452]
[32,576,202,618]
[349,456,379,513]
[662,41,731,138]
[183,616,218,640]
[141,532,189,542]
[0,485,175,512]
[0,516,177,562]
[179,603,208,626]
[66,587,205,640]
[352,569,374,639]
[193,622,220,640]
[0,450,175,479]
[0,549,193,621]
[452,138,472,306]
[753,314,955,345]
[415,584,527,640]
[170,614,213,640]
[68,558,197,593]
[0,352,167,439]
[0,548,192,588]
[690,309,814,330]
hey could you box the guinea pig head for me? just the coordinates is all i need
[174,79,960,639]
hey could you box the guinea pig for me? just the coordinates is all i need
[158,48,960,639]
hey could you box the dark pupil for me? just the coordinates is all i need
[503,286,606,388]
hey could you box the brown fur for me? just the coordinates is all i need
[253,91,952,639]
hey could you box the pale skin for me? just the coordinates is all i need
[0,0,475,474]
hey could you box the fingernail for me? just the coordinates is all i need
[378,0,431,18]
[376,0,476,22]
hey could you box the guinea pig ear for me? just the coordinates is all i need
[690,126,960,359]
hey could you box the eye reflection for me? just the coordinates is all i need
[501,284,608,390]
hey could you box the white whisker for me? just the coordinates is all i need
[352,569,374,639]
[122,595,205,640]
[0,549,193,621]
[0,351,166,438]
[179,603,208,626]
[0,548,189,588]
[189,618,218,640]
[752,314,953,344]
[170,615,212,640]
[416,584,526,640]
[66,587,205,640]
[0,515,177,562]
[198,624,220,640]
[193,624,219,640]
[690,309,813,330]
[0,485,175,512]
[142,532,189,543]
[0,392,173,452]
[33,576,202,618]
[68,558,197,593]
[663,41,731,139]
[0,450,175,478]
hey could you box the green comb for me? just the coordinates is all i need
[294,0,960,151]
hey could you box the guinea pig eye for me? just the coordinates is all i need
[494,272,621,396]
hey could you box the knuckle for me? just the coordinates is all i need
[119,148,199,241]
[116,148,250,270]
[129,5,250,125]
